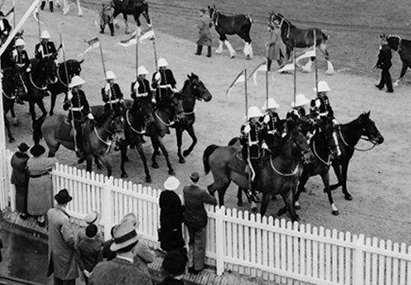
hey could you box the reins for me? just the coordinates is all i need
[312,140,331,166]
[56,64,69,88]
[270,158,299,176]
[155,110,174,127]
[338,128,378,152]
[29,72,48,91]
[126,109,146,134]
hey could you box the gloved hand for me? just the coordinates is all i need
[26,67,31,72]
[332,118,338,125]
[172,87,178,93]
[151,98,157,105]
[154,72,161,82]
[133,81,139,91]
[104,83,111,94]
[67,90,73,100]
[87,113,94,120]
[262,142,268,150]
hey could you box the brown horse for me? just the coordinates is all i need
[38,109,125,176]
[112,0,151,35]
[203,124,314,221]
[269,12,335,74]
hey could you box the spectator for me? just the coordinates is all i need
[375,35,393,93]
[158,249,188,285]
[183,172,217,275]
[121,213,155,278]
[89,221,152,285]
[101,226,117,261]
[76,224,103,285]
[77,211,104,245]
[159,176,185,253]
[10,142,30,219]
[47,189,79,285]
[26,144,58,227]
[195,8,212,57]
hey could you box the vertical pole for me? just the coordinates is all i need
[12,0,16,29]
[152,39,158,72]
[244,64,248,119]
[314,30,318,95]
[293,40,297,105]
[265,59,269,109]
[135,28,139,80]
[98,40,112,110]
[36,2,41,41]
[0,57,5,151]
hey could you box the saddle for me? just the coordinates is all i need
[227,150,249,176]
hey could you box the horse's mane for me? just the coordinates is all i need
[95,109,114,127]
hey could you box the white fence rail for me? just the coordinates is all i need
[2,149,411,284]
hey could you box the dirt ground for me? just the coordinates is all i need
[4,1,411,245]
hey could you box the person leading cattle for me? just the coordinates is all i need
[0,11,11,45]
[151,58,177,105]
[310,81,341,157]
[35,31,58,61]
[195,8,212,57]
[63,76,94,159]
[374,35,393,93]
[101,70,124,113]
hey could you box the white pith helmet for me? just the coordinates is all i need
[69,76,85,88]
[262,98,280,111]
[15,38,25,46]
[158,58,168,67]
[138,66,149,75]
[291,93,310,107]
[314,80,331,92]
[106,70,116,80]
[248,106,264,119]
[41,30,51,39]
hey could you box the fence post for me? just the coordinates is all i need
[215,206,225,275]
[101,176,114,241]
[353,234,365,285]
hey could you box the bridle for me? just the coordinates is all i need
[210,8,219,26]
[182,79,202,116]
[270,14,289,38]
[57,63,78,88]
[388,34,402,53]
[338,123,379,152]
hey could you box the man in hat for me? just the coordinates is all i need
[101,70,124,113]
[35,30,58,61]
[183,172,217,275]
[10,143,30,219]
[47,189,79,284]
[63,75,94,159]
[0,11,11,44]
[158,249,188,285]
[375,35,393,93]
[159,176,185,253]
[76,211,104,245]
[151,58,177,107]
[89,221,153,285]
[195,8,212,57]
[266,22,287,71]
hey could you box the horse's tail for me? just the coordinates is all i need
[203,144,219,175]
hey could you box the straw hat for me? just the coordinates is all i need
[110,221,140,252]
[54,189,73,204]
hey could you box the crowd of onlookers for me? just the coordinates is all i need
[10,141,217,284]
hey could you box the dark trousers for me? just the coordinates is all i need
[187,225,206,271]
[377,68,393,92]
[195,45,211,57]
[53,277,75,285]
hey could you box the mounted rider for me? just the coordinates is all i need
[12,38,31,75]
[0,11,11,45]
[63,76,94,159]
[151,58,178,107]
[310,81,341,158]
[260,98,283,153]
[130,65,154,132]
[101,70,124,113]
[35,31,58,62]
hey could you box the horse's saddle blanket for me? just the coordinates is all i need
[228,151,249,176]
[56,119,75,141]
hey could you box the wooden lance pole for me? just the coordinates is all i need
[314,29,318,95]
[98,40,112,110]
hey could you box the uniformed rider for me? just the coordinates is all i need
[260,98,283,152]
[130,65,154,132]
[286,93,310,121]
[151,58,177,106]
[310,80,341,157]
[0,11,11,44]
[34,31,58,61]
[63,76,94,158]
[12,38,31,74]
[101,70,124,113]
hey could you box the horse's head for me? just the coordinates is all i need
[357,111,384,145]
[268,13,284,29]
[67,59,83,79]
[38,56,58,85]
[185,73,212,102]
[208,5,218,23]
[110,110,126,143]
[285,120,314,163]
[385,34,401,52]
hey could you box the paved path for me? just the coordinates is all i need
[1,210,281,285]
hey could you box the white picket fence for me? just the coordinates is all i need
[2,149,411,284]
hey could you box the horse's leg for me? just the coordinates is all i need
[217,181,231,207]
[241,29,253,59]
[123,13,130,34]
[176,127,185,164]
[223,38,236,58]
[134,143,152,183]
[330,160,342,190]
[28,101,37,124]
[321,171,339,215]
[142,4,151,26]
[280,185,300,222]
[150,135,160,169]
[394,62,408,86]
[10,104,18,126]
[86,156,93,173]
[215,33,225,54]
[49,92,56,116]
[260,192,273,216]
[37,98,47,120]
[4,115,15,143]
[94,155,102,169]
[120,144,129,178]
[320,43,335,75]
[237,187,244,206]
[340,160,352,200]
[96,155,112,177]
[182,125,197,158]
[294,175,309,210]
[76,0,83,17]
[157,137,175,175]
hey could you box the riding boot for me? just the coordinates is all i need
[267,59,272,71]
[207,46,212,57]
[109,23,115,37]
[49,1,54,12]
[40,1,46,10]
[100,26,105,34]
[195,45,202,55]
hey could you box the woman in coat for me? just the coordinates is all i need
[266,25,287,71]
[26,144,58,227]
[195,8,212,57]
[10,143,30,219]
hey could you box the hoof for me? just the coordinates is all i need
[152,162,159,169]
[345,194,353,201]
[145,176,152,183]
[168,169,175,175]
[292,215,301,222]
[179,157,185,164]
[121,173,128,178]
[183,150,191,157]
[9,137,15,143]
[332,210,340,216]
[251,206,258,212]
[278,207,287,216]
[230,55,235,59]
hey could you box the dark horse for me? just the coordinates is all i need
[38,109,126,177]
[119,92,185,180]
[268,13,335,74]
[384,34,411,86]
[112,0,151,35]
[203,124,314,221]
[329,112,384,199]
[2,69,26,142]
[48,59,84,116]
[171,73,212,164]
[208,5,253,58]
